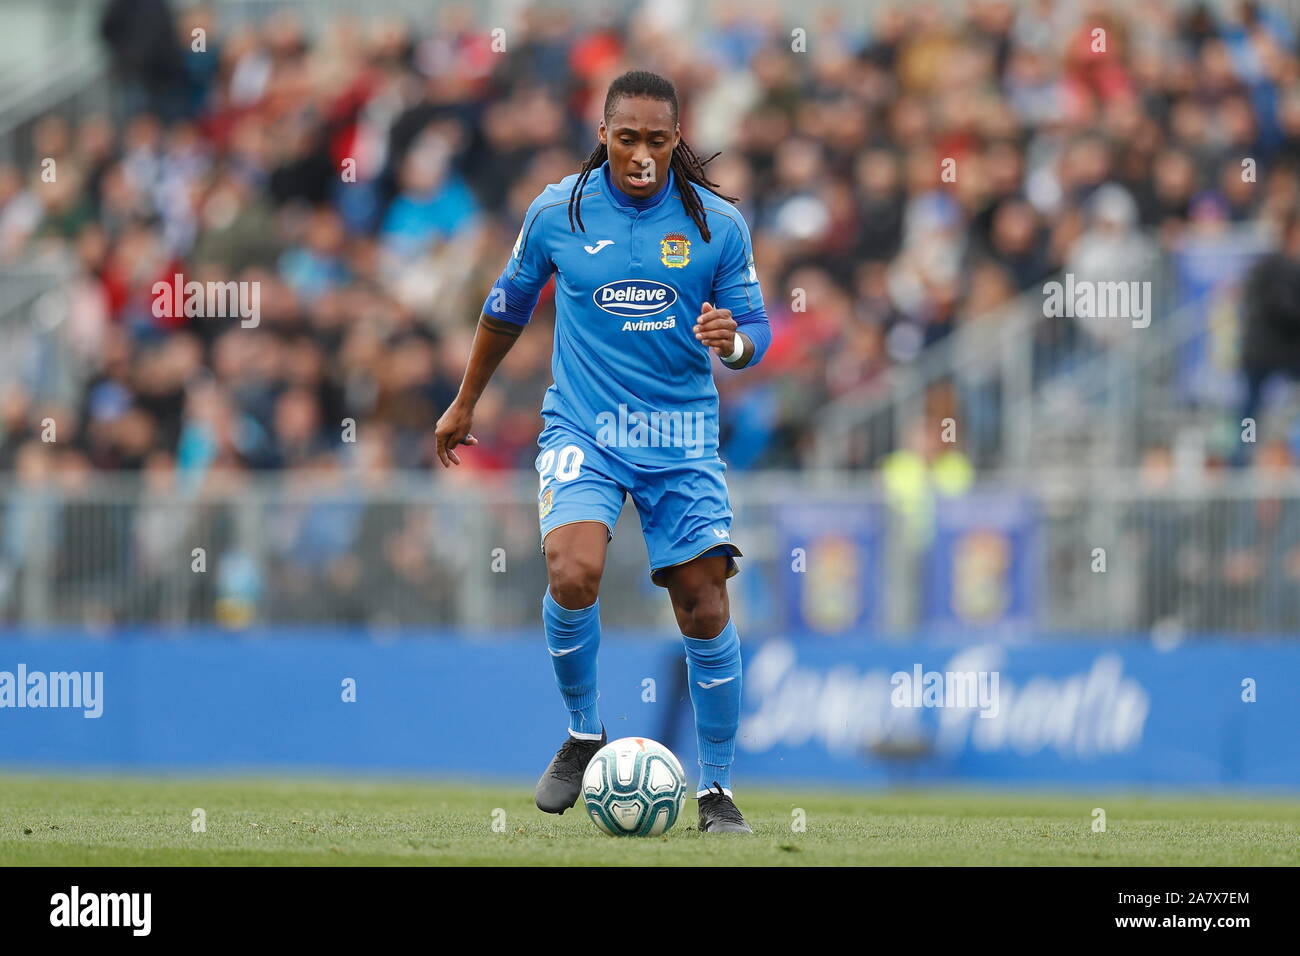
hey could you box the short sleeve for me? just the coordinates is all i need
[506,193,556,295]
[484,192,557,327]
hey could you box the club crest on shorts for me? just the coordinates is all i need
[660,232,690,268]
[539,487,554,519]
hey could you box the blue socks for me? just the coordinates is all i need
[542,590,603,737]
[683,618,742,796]
[543,590,742,794]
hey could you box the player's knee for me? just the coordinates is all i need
[546,552,602,609]
[673,588,728,639]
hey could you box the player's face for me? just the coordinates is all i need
[599,97,680,199]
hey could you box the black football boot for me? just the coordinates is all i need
[534,728,606,814]
[697,781,753,833]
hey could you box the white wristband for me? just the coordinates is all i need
[722,332,744,363]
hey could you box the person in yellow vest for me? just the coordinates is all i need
[882,418,974,546]
[880,418,974,631]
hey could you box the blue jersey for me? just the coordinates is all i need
[483,160,770,464]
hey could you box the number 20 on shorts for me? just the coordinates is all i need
[537,444,585,490]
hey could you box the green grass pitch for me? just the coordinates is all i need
[1,774,1295,865]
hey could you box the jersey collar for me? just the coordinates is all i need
[598,160,675,215]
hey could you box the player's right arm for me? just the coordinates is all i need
[434,194,557,467]
[434,315,515,466]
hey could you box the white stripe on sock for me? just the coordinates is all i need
[697,787,733,798]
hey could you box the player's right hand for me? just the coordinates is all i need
[435,401,478,467]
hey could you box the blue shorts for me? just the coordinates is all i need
[535,423,741,587]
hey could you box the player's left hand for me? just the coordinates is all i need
[693,302,737,355]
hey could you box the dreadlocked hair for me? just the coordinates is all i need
[567,69,736,242]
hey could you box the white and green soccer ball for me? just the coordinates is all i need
[582,737,687,837]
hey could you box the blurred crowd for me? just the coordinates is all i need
[3,0,1300,481]
[4,0,1300,627]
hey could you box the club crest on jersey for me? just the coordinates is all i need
[660,233,690,268]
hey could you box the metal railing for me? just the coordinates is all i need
[812,255,1182,474]
[0,257,83,406]
[0,470,1296,638]
[0,33,108,170]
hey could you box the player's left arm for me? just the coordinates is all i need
[693,213,771,370]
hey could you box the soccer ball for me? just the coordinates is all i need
[582,737,687,837]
